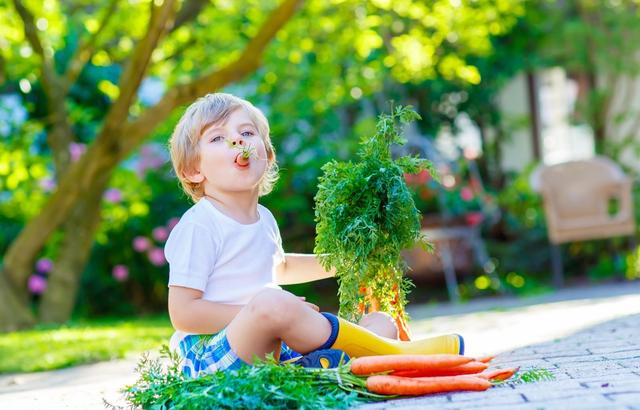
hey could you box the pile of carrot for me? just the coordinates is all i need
[350,354,518,396]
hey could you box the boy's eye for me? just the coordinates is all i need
[211,136,224,142]
[241,131,255,137]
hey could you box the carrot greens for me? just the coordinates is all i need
[314,105,436,324]
[120,346,383,409]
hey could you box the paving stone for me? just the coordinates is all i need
[545,355,606,364]
[359,394,450,409]
[604,350,640,360]
[512,379,584,391]
[498,359,558,369]
[582,379,640,390]
[532,347,591,356]
[586,344,637,354]
[519,386,591,402]
[516,395,620,409]
[606,392,640,405]
[449,390,525,405]
[573,372,640,384]
[565,366,635,379]
[617,359,640,370]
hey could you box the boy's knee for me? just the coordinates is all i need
[248,288,300,328]
[359,312,399,340]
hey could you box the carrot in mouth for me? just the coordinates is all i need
[236,153,250,166]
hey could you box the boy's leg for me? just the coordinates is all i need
[225,288,332,363]
[358,312,399,340]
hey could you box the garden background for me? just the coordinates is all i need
[2,0,640,373]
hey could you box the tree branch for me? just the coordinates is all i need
[122,0,303,154]
[98,0,178,140]
[171,0,209,33]
[12,0,75,176]
[12,0,58,101]
[62,0,120,95]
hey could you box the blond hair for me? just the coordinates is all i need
[168,93,279,202]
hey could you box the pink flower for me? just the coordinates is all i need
[112,265,129,282]
[404,170,430,187]
[103,188,123,203]
[147,247,167,267]
[415,170,430,185]
[152,226,169,242]
[35,258,53,273]
[465,212,484,226]
[69,142,87,162]
[135,143,168,177]
[28,275,47,295]
[403,173,415,185]
[39,177,56,192]
[167,217,180,231]
[460,186,475,202]
[463,147,480,160]
[133,236,151,252]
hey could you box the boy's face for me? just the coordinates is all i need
[187,107,269,196]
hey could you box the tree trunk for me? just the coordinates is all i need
[1,141,117,299]
[0,274,35,330]
[38,173,109,324]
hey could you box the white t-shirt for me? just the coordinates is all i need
[165,198,285,346]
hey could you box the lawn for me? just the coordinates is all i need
[0,316,173,374]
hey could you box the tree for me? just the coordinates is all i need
[0,0,303,330]
[0,0,525,330]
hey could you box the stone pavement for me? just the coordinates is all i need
[360,313,640,410]
[1,282,640,409]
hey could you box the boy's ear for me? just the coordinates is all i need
[184,169,205,184]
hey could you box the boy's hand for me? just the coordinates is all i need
[298,296,319,312]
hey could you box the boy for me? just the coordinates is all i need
[166,93,463,377]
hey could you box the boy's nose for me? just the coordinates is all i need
[230,137,245,147]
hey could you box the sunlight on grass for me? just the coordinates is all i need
[0,316,173,374]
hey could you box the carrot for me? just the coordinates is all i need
[477,367,519,382]
[391,361,488,377]
[392,284,412,341]
[366,374,491,396]
[395,314,412,341]
[475,355,495,363]
[351,354,473,375]
[235,153,249,166]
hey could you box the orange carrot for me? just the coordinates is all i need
[235,153,249,166]
[366,374,491,396]
[395,314,412,341]
[391,361,488,377]
[475,355,495,363]
[351,354,473,375]
[477,367,519,382]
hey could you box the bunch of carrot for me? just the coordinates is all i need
[350,354,518,396]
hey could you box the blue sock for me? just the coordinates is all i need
[317,312,339,350]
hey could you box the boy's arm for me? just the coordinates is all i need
[275,253,336,285]
[168,286,243,334]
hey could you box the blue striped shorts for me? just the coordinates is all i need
[177,330,302,378]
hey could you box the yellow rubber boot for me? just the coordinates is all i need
[319,313,463,358]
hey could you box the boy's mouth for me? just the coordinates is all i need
[234,153,250,168]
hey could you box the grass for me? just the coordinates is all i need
[0,315,173,374]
